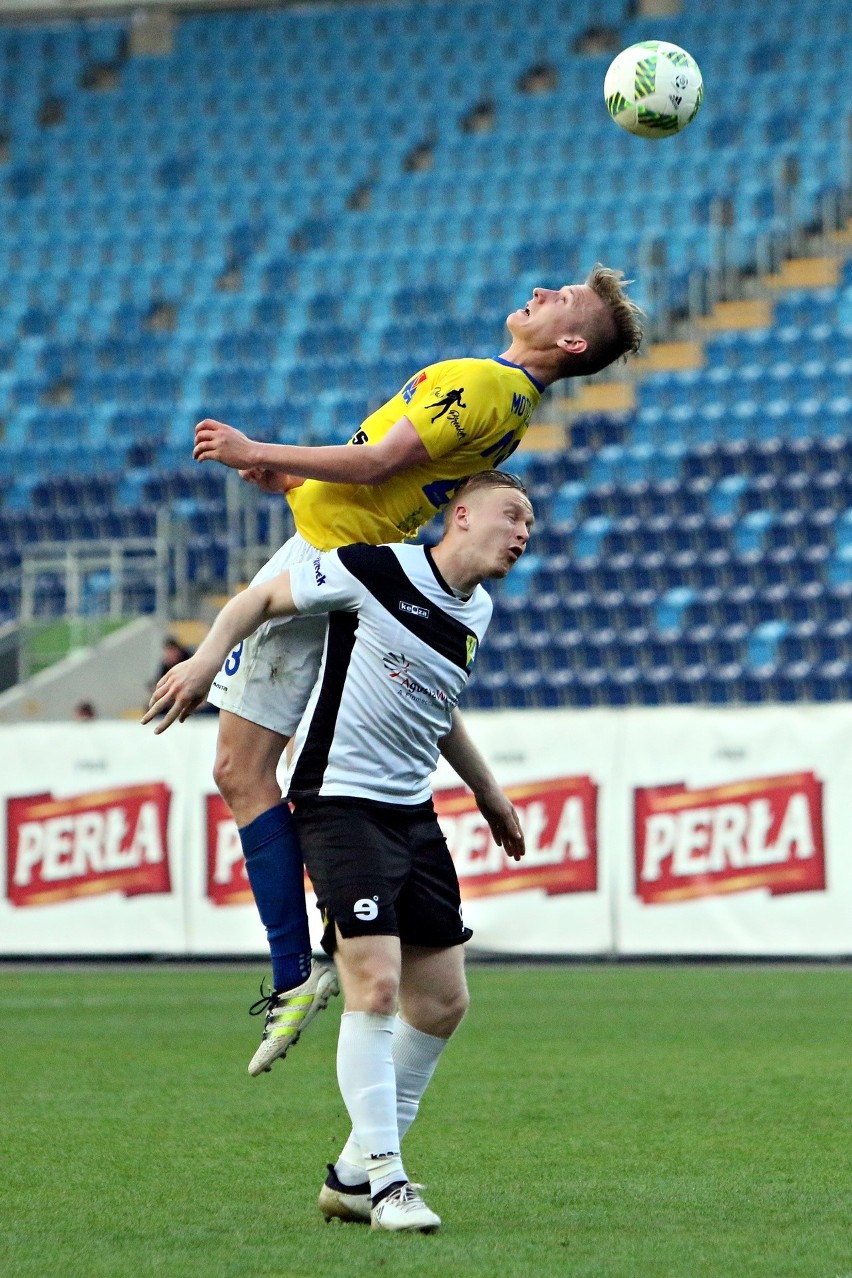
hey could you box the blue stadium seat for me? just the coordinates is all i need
[2,0,851,700]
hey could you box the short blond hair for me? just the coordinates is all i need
[442,470,530,528]
[573,264,645,376]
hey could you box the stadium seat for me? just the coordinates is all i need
[2,0,851,705]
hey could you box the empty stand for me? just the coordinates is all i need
[0,0,850,704]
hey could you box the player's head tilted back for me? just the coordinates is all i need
[434,470,534,590]
[504,263,644,383]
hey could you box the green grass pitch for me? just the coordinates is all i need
[2,963,849,1278]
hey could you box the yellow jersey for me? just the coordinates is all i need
[287,356,543,550]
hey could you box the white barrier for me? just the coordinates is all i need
[1,707,850,956]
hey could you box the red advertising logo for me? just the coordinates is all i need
[634,772,826,905]
[206,793,253,906]
[7,783,172,908]
[205,795,314,906]
[435,776,598,900]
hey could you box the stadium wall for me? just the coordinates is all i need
[0,617,165,723]
[0,706,849,957]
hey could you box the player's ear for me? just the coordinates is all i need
[454,502,471,529]
[556,334,588,356]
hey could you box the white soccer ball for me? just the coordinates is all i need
[604,40,703,139]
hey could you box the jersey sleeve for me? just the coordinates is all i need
[402,360,500,461]
[288,549,367,615]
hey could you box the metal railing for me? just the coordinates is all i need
[223,470,293,594]
[634,127,852,336]
[12,481,295,641]
[20,535,170,624]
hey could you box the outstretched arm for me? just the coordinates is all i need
[194,415,430,485]
[438,709,525,861]
[142,573,299,733]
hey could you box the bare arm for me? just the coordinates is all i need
[142,572,299,733]
[194,415,430,485]
[438,709,525,861]
[238,467,305,495]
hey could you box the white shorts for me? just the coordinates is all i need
[206,533,329,738]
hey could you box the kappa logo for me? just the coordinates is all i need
[399,600,430,619]
[313,558,327,587]
[427,388,467,422]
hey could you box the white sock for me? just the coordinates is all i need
[335,1016,448,1182]
[336,1011,405,1198]
[393,1017,448,1138]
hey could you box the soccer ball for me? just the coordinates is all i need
[604,41,703,139]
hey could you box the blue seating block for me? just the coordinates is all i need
[655,587,695,633]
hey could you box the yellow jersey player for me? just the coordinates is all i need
[189,266,644,1075]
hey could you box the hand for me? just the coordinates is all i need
[474,785,525,862]
[194,419,258,470]
[141,657,218,734]
[238,467,304,495]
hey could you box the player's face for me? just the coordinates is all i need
[469,488,535,578]
[507,284,596,350]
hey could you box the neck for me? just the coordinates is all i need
[498,342,568,389]
[429,542,481,598]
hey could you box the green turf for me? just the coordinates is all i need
[24,618,128,677]
[1,965,849,1278]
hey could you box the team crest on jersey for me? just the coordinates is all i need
[465,634,478,669]
[402,371,428,404]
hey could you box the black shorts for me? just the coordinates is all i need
[292,796,473,954]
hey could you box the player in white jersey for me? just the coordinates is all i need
[145,471,534,1232]
[189,267,644,1074]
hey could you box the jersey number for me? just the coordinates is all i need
[224,642,244,675]
[420,429,522,509]
[480,430,521,467]
[421,477,461,509]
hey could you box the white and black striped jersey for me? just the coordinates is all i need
[285,542,493,805]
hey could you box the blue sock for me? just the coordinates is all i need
[239,804,313,992]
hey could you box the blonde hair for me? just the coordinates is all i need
[573,264,645,376]
[442,470,530,527]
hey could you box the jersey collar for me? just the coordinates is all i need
[424,545,471,601]
[491,356,545,394]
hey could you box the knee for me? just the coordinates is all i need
[212,745,239,805]
[213,742,270,811]
[341,958,399,1016]
[435,983,470,1037]
[405,981,469,1039]
[359,968,399,1017]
